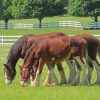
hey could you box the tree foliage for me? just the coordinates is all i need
[1,0,12,23]
[11,0,66,28]
[68,0,100,22]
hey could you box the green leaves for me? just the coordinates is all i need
[68,0,100,22]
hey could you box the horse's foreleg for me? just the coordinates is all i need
[66,59,77,84]
[56,63,67,85]
[42,62,59,86]
[31,59,44,87]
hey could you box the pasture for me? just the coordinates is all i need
[0,16,100,100]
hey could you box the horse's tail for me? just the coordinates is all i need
[80,40,88,64]
[96,39,100,66]
[84,41,88,61]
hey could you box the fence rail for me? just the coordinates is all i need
[0,21,83,29]
[0,35,100,45]
[0,35,21,45]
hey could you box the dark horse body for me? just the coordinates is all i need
[78,34,100,84]
[20,35,88,86]
[4,32,66,84]
[67,34,100,85]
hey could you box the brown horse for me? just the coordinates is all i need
[20,36,71,86]
[4,32,67,85]
[78,34,100,85]
[20,35,88,86]
[43,35,89,86]
[67,34,100,85]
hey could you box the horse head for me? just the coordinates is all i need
[19,65,31,86]
[4,64,16,84]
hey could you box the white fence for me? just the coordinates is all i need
[0,35,100,45]
[0,35,21,45]
[59,21,82,28]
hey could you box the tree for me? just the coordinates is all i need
[68,0,100,22]
[1,0,12,28]
[11,0,32,19]
[0,0,2,17]
[11,0,67,28]
[31,0,66,28]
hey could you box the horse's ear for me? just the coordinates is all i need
[18,65,22,70]
[3,64,9,70]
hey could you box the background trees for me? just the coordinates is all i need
[10,0,67,28]
[0,0,12,28]
[0,0,100,28]
[30,0,66,28]
[68,0,100,22]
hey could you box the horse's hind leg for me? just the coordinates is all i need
[74,57,89,86]
[31,59,44,87]
[42,62,59,86]
[56,62,67,85]
[91,59,100,85]
[66,59,77,84]
[70,59,81,86]
[86,59,94,84]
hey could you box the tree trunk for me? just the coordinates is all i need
[94,16,98,22]
[38,17,43,28]
[91,15,98,22]
[4,18,9,29]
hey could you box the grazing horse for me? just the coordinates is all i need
[67,34,100,85]
[42,35,89,86]
[78,34,100,85]
[20,35,88,86]
[4,32,67,85]
[20,36,71,86]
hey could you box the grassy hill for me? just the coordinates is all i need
[0,16,100,36]
[0,16,100,100]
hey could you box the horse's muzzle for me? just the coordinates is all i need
[5,79,12,84]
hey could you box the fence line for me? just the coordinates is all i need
[0,35,21,45]
[0,35,100,45]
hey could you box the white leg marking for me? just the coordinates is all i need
[31,69,41,87]
[66,60,77,84]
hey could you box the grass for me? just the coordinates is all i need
[0,45,100,100]
[0,28,100,36]
[0,16,100,100]
[0,16,100,24]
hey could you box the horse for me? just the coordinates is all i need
[67,34,100,85]
[20,36,71,86]
[42,35,89,86]
[20,35,88,87]
[78,34,100,85]
[4,32,67,85]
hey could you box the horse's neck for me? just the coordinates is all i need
[6,50,20,68]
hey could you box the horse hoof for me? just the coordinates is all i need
[51,83,58,86]
[60,81,67,85]
[31,82,39,87]
[91,82,100,86]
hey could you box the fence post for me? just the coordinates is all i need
[1,35,4,45]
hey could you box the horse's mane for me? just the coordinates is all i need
[24,38,43,63]
[6,34,33,66]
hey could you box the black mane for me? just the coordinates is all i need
[6,34,33,69]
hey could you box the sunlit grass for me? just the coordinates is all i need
[0,45,100,100]
[0,16,100,100]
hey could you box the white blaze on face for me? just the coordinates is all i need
[5,72,11,84]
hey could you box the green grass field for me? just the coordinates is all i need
[0,16,100,100]
[0,45,100,100]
